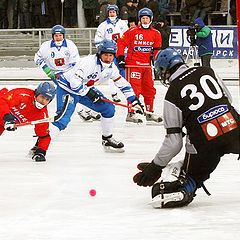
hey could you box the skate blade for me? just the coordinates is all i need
[103,146,125,153]
[148,192,184,208]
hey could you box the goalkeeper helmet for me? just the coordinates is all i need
[154,48,184,86]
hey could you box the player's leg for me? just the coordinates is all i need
[150,160,197,208]
[50,87,78,138]
[142,69,162,123]
[80,88,124,151]
[125,67,143,123]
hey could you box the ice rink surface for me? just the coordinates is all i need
[0,83,240,240]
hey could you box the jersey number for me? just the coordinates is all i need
[180,75,223,111]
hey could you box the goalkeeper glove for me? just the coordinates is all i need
[43,66,56,79]
[133,161,163,187]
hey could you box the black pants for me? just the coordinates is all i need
[201,54,212,67]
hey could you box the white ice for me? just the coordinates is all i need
[0,82,240,240]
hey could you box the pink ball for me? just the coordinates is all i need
[89,189,96,197]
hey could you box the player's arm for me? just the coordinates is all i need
[94,23,105,48]
[33,120,51,162]
[34,44,56,79]
[152,30,162,59]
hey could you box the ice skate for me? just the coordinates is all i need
[88,110,101,120]
[77,110,92,122]
[146,113,163,125]
[126,112,143,124]
[112,93,121,103]
[102,135,125,153]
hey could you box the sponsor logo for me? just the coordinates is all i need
[134,46,152,52]
[197,105,228,123]
[131,72,141,79]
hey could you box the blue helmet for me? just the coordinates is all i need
[154,48,184,85]
[98,39,117,55]
[35,82,56,100]
[138,8,153,22]
[51,25,66,35]
[107,5,119,15]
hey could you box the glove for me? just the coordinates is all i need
[32,148,46,162]
[43,66,56,79]
[131,97,144,114]
[3,114,16,131]
[133,161,163,186]
[117,55,126,69]
[86,88,105,104]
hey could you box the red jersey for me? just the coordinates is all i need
[0,88,51,151]
[117,25,162,65]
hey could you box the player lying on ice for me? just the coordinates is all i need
[35,38,144,152]
[0,82,56,161]
[133,48,240,208]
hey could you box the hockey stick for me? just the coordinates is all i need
[14,94,70,128]
[102,98,161,117]
[125,65,152,69]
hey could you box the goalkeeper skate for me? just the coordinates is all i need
[102,135,125,153]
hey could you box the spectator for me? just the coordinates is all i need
[128,16,138,27]
[120,0,138,21]
[180,0,201,25]
[83,0,98,27]
[0,0,8,29]
[152,15,170,49]
[194,17,213,67]
[191,0,216,22]
[18,0,32,33]
[230,0,236,25]
[64,0,77,27]
[158,0,170,20]
[11,0,19,28]
[48,0,61,26]
[141,0,159,21]
[98,0,117,24]
[32,0,49,29]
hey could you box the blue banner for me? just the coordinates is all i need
[169,26,238,58]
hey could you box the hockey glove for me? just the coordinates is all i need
[32,148,46,162]
[3,113,16,131]
[86,88,105,104]
[133,161,163,187]
[117,55,126,69]
[131,97,144,114]
[43,66,56,79]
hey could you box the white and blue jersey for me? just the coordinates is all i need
[34,39,80,75]
[94,18,128,48]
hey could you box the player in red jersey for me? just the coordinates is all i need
[117,8,162,123]
[0,82,56,161]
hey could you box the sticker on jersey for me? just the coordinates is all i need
[112,33,120,42]
[55,58,65,66]
[197,105,228,123]
[51,52,55,58]
[131,72,141,79]
[218,112,238,133]
[201,119,223,140]
[134,46,152,53]
[201,112,237,140]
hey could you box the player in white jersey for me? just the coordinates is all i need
[95,5,129,103]
[36,38,144,151]
[35,25,100,122]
